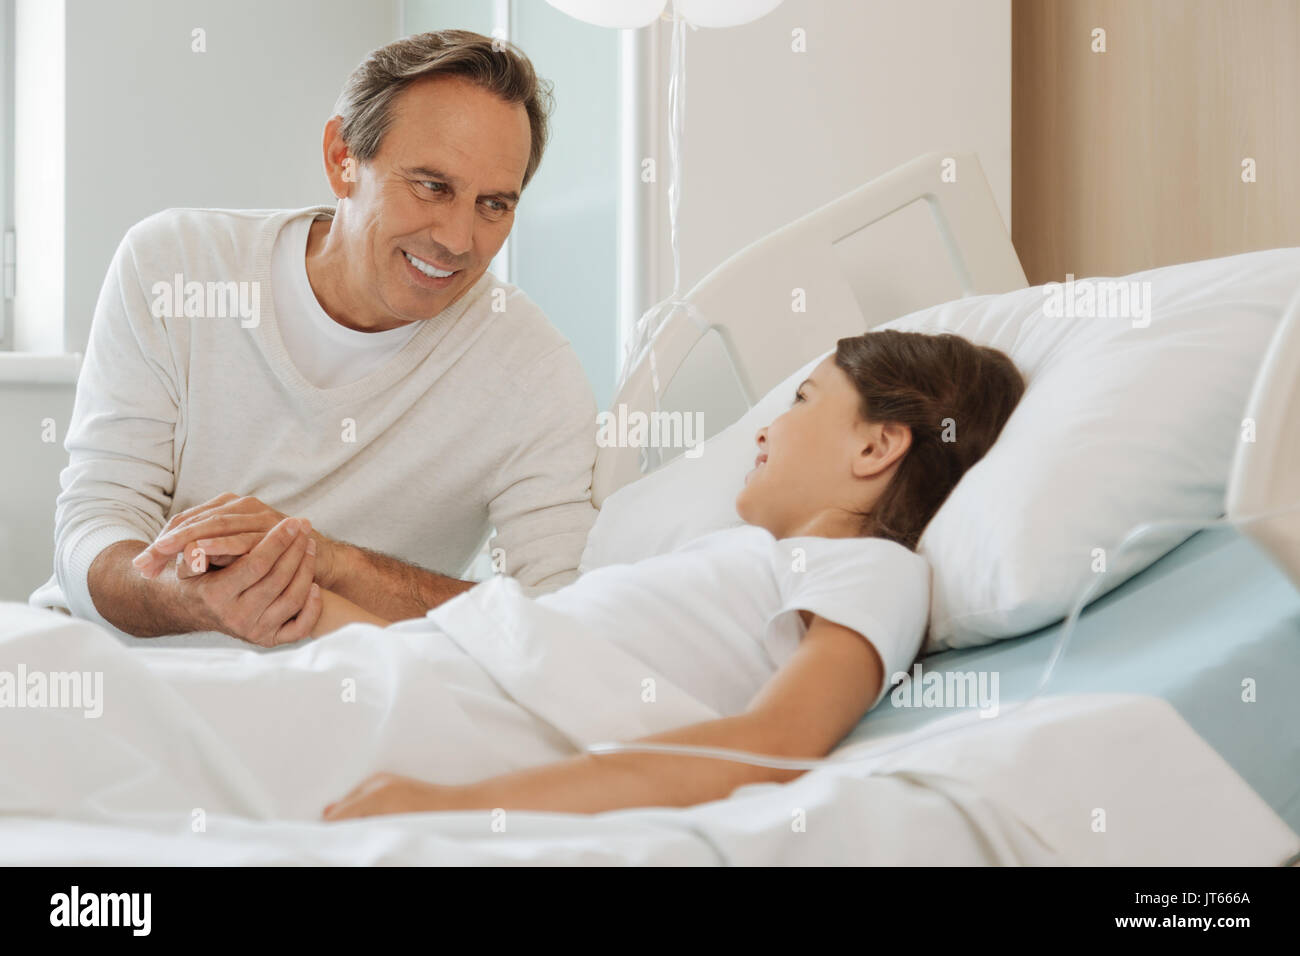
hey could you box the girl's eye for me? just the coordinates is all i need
[792,389,806,406]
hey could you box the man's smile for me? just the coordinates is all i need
[401,249,462,288]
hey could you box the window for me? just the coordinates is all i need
[0,0,13,351]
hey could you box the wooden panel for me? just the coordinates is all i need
[1012,0,1300,284]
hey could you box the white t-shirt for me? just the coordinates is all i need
[537,524,931,716]
[270,214,421,389]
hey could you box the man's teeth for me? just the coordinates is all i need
[404,251,456,278]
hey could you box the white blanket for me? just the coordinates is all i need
[0,589,1293,865]
[0,579,720,822]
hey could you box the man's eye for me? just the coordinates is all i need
[420,181,446,193]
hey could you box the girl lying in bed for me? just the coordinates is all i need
[306,330,1023,819]
[119,330,1022,822]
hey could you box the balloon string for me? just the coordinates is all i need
[618,2,712,434]
[620,0,708,474]
[666,0,685,298]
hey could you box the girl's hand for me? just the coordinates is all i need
[312,589,392,638]
[322,773,471,820]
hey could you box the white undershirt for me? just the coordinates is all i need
[270,215,421,389]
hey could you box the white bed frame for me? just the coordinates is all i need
[1226,283,1300,591]
[595,150,1028,505]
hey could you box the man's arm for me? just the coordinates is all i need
[323,614,885,818]
[322,542,475,617]
[481,343,598,593]
[51,222,186,630]
[90,541,207,636]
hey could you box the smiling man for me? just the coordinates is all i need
[30,31,599,647]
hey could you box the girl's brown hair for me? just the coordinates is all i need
[834,330,1026,551]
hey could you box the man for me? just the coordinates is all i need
[30,30,598,648]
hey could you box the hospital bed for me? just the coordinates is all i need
[1,151,1296,866]
[586,149,1300,865]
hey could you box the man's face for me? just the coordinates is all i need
[342,74,531,323]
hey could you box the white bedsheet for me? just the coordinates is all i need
[0,596,1293,865]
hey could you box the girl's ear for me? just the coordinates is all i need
[852,422,912,479]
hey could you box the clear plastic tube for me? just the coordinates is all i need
[586,498,1300,771]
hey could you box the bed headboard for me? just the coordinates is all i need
[595,150,1028,506]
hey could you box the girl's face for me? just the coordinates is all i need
[735,357,912,540]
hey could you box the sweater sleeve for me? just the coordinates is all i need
[486,342,598,593]
[51,222,184,626]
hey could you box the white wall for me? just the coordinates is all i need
[60,0,401,353]
[637,0,1011,326]
[0,380,75,600]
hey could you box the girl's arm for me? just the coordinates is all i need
[311,588,392,636]
[323,613,885,818]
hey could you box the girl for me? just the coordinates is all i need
[312,330,1026,819]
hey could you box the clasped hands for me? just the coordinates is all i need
[130,497,463,817]
[132,493,335,646]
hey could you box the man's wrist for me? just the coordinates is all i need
[152,563,219,634]
[87,541,211,637]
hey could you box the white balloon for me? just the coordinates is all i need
[544,0,783,29]
[677,0,784,28]
[543,0,666,29]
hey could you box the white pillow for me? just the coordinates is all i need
[581,248,1300,652]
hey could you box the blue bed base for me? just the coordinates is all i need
[846,525,1300,837]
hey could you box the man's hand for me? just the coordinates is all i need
[129,492,475,623]
[86,516,324,644]
[133,493,337,586]
[181,516,324,646]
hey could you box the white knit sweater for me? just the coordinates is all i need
[31,205,598,644]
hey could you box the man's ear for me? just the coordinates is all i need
[322,116,357,199]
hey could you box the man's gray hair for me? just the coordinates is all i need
[333,29,554,189]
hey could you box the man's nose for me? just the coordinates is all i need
[429,197,476,258]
